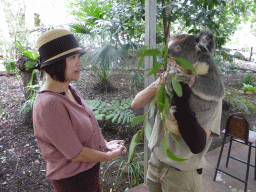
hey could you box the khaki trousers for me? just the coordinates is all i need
[146,153,202,192]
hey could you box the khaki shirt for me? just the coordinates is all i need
[148,96,222,171]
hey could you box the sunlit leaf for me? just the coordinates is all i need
[171,77,182,97]
[167,149,187,162]
[131,114,145,127]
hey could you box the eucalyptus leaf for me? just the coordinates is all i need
[167,149,187,162]
[164,96,171,116]
[128,131,140,163]
[145,120,152,141]
[137,46,148,70]
[174,57,196,74]
[149,104,155,118]
[171,77,182,97]
[137,49,161,57]
[157,84,166,113]
[146,63,164,77]
[131,114,145,127]
[162,135,167,156]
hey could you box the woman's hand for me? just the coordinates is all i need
[106,140,127,155]
[131,71,168,109]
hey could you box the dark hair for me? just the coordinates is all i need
[41,59,67,82]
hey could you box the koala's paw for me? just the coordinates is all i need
[170,106,177,116]
[175,73,192,84]
[165,75,173,95]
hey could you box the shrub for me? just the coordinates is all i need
[102,152,144,190]
[225,88,256,115]
[241,72,256,86]
[4,59,16,72]
[84,98,136,128]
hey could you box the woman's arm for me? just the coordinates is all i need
[131,74,165,109]
[72,144,125,162]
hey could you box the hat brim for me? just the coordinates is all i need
[40,49,86,68]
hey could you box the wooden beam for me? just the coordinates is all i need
[144,0,156,183]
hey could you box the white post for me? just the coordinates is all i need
[144,0,156,182]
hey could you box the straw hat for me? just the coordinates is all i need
[36,29,86,68]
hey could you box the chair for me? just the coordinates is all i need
[213,112,256,192]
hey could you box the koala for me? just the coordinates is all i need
[164,30,225,136]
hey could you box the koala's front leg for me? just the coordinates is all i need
[175,73,192,84]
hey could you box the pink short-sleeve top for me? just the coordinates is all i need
[33,84,107,180]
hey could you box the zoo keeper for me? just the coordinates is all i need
[131,72,223,192]
[33,28,127,192]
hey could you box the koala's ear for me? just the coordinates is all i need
[195,30,214,53]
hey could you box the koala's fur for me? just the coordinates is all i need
[165,30,225,134]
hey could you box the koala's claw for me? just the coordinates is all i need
[175,73,192,84]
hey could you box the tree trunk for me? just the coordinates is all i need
[20,71,37,127]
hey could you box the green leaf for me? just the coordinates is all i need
[137,49,161,57]
[24,60,37,70]
[157,84,166,113]
[137,57,144,71]
[27,69,39,86]
[174,57,196,74]
[137,46,148,70]
[128,131,140,163]
[164,96,170,116]
[112,113,119,123]
[149,104,155,118]
[162,135,167,156]
[171,77,182,97]
[146,63,164,77]
[131,114,145,127]
[96,114,105,120]
[167,149,187,162]
[145,120,152,141]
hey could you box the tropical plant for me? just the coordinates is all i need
[102,152,144,190]
[242,84,256,94]
[225,88,256,115]
[84,98,136,126]
[14,41,39,70]
[84,44,127,91]
[19,80,42,115]
[4,59,16,72]
[241,72,256,86]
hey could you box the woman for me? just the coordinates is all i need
[33,28,127,192]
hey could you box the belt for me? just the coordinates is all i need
[170,166,203,175]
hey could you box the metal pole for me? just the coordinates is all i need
[144,0,156,182]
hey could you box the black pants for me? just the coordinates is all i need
[51,163,101,192]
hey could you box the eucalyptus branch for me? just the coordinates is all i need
[130,45,196,162]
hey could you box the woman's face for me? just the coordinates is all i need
[65,53,82,82]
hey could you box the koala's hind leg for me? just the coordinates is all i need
[163,106,180,135]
